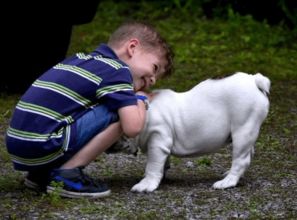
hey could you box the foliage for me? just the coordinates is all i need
[69,0,297,92]
[47,181,65,207]
[170,0,297,28]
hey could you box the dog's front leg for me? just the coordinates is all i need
[131,139,171,193]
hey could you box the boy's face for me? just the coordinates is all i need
[127,46,166,92]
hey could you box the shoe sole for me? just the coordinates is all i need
[46,186,111,198]
[24,178,39,190]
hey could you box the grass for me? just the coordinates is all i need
[1,0,296,219]
[68,1,297,88]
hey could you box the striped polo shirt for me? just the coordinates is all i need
[6,44,137,170]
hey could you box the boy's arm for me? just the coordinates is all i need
[118,99,147,138]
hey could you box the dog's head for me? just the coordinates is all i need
[106,135,139,155]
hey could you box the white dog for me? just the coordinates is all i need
[116,72,270,193]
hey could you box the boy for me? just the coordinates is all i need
[5,21,173,198]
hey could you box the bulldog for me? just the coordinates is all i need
[115,72,270,192]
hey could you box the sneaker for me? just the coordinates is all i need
[24,171,50,191]
[46,167,111,198]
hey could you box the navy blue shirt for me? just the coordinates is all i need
[6,44,137,170]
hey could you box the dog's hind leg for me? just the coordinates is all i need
[213,123,260,189]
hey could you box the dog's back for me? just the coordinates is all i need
[189,72,270,123]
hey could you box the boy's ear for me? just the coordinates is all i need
[127,38,140,57]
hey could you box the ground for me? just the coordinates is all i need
[0,79,296,219]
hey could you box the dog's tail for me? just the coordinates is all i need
[254,73,271,96]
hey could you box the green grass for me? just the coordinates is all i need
[68,0,297,92]
[1,0,296,219]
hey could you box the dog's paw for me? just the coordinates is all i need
[212,174,238,189]
[131,178,159,193]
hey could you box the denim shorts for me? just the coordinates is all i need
[61,105,119,163]
[75,105,119,148]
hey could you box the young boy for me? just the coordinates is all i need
[5,21,173,198]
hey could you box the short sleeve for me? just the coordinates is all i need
[96,67,137,111]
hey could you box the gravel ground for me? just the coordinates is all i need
[0,80,296,219]
[1,150,296,219]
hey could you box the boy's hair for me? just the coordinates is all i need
[108,21,174,77]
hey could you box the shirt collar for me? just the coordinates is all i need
[93,43,118,59]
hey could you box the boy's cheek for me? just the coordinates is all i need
[133,84,141,92]
[133,81,140,92]
[134,79,147,92]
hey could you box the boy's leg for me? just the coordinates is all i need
[25,122,122,192]
[62,122,122,169]
[47,122,122,198]
[22,105,121,195]
[47,105,123,198]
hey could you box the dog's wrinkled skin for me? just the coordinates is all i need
[116,72,270,193]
